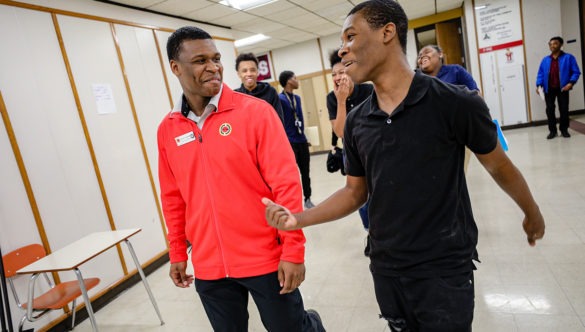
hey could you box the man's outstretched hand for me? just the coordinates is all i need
[522,209,545,246]
[262,198,301,230]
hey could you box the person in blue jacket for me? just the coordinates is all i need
[417,44,479,91]
[536,36,581,139]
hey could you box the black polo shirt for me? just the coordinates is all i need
[344,72,497,278]
[327,83,374,120]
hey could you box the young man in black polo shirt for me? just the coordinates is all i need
[263,1,545,331]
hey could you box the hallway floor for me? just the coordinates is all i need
[76,118,585,332]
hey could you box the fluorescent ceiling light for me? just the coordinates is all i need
[475,5,487,9]
[219,0,277,11]
[234,34,270,48]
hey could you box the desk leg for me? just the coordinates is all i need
[74,268,98,332]
[124,240,165,325]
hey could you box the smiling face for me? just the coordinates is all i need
[417,46,442,76]
[237,60,259,91]
[339,12,390,84]
[170,39,223,99]
[331,62,346,87]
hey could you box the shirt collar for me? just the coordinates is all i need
[367,72,429,116]
[550,51,565,59]
[176,84,223,117]
[436,64,448,77]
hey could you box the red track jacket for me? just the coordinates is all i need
[157,84,306,280]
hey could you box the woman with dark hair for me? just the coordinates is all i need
[417,44,479,91]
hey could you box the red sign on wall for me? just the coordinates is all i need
[257,54,272,81]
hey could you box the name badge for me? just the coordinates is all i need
[175,131,196,146]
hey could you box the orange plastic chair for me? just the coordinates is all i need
[3,244,100,331]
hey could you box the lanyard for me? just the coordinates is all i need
[285,92,298,121]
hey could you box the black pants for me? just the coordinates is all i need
[291,142,311,200]
[195,272,324,332]
[545,88,570,133]
[372,271,474,332]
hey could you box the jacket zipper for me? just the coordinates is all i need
[197,125,230,278]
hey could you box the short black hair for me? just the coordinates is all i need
[348,0,408,54]
[235,52,259,71]
[329,48,342,68]
[167,26,212,61]
[279,70,295,88]
[549,36,564,45]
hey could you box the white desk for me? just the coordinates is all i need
[17,228,164,331]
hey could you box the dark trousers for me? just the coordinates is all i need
[544,88,570,133]
[195,272,324,332]
[372,271,474,332]
[291,142,311,200]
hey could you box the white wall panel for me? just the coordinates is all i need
[464,0,481,90]
[57,14,160,283]
[0,107,49,332]
[272,39,323,77]
[0,6,44,264]
[522,0,562,121]
[216,39,240,89]
[155,30,183,105]
[320,33,343,70]
[0,6,112,243]
[113,24,168,262]
[561,0,584,112]
[406,29,418,70]
[0,6,115,329]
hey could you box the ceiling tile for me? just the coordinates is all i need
[182,3,239,21]
[212,11,257,26]
[268,6,310,22]
[300,0,349,12]
[96,0,468,54]
[278,14,328,28]
[313,2,354,22]
[148,0,212,15]
[267,27,316,42]
[301,22,341,36]
[245,0,296,16]
[232,18,286,33]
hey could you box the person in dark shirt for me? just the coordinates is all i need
[326,48,373,256]
[279,70,314,209]
[264,1,545,331]
[234,52,284,124]
[417,44,479,91]
[536,36,581,139]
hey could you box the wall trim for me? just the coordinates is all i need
[408,8,463,30]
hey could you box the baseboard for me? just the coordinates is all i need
[501,109,585,130]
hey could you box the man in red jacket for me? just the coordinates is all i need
[158,26,324,331]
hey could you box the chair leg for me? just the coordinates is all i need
[18,314,27,332]
[71,299,77,330]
